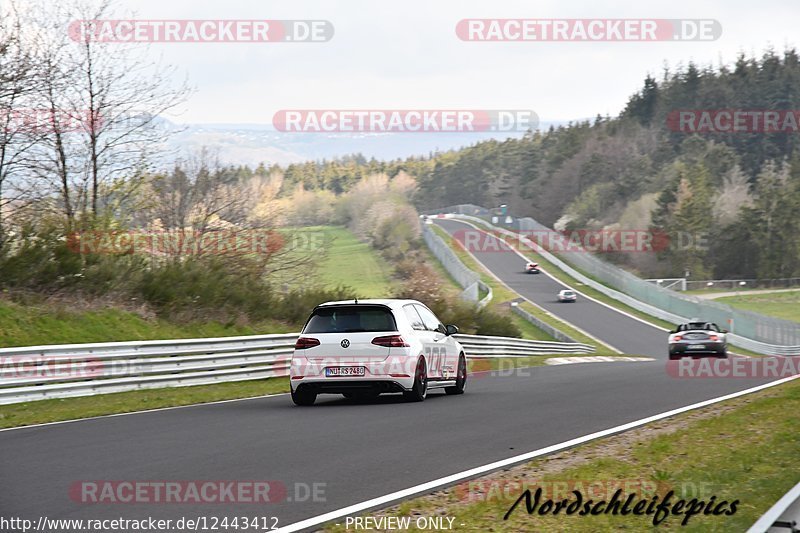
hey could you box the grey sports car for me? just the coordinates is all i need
[668,319,728,359]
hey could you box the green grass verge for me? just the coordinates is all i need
[285,226,395,297]
[716,290,800,323]
[326,377,800,532]
[0,299,293,348]
[0,377,289,429]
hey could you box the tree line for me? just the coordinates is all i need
[264,49,800,280]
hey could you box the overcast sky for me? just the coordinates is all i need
[88,0,799,125]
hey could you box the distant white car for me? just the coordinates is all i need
[289,299,466,406]
[557,289,577,303]
[525,262,541,274]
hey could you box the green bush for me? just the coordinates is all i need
[474,308,522,337]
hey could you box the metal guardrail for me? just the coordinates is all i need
[0,334,298,405]
[421,222,481,303]
[0,333,595,405]
[747,481,800,532]
[440,209,800,356]
[476,280,493,309]
[455,333,594,356]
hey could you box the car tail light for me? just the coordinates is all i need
[709,335,719,341]
[294,337,320,349]
[673,335,682,341]
[371,335,410,347]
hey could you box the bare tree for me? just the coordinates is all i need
[26,0,190,226]
[0,4,41,249]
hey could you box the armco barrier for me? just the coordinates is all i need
[0,333,594,404]
[422,222,483,305]
[434,205,800,356]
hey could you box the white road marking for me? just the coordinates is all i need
[276,374,800,533]
[546,356,654,365]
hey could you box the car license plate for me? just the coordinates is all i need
[688,344,706,350]
[326,366,366,377]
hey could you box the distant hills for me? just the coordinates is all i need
[164,120,574,165]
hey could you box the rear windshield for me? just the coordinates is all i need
[303,305,398,333]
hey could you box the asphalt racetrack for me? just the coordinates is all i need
[0,218,777,531]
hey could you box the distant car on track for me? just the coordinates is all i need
[290,299,466,406]
[668,319,728,359]
[525,262,541,274]
[557,289,577,302]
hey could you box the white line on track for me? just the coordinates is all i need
[545,356,654,365]
[276,374,800,533]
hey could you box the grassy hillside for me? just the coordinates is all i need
[716,290,800,323]
[0,298,294,348]
[0,226,394,348]
[286,226,396,297]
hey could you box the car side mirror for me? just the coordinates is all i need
[445,324,459,336]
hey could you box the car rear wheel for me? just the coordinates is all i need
[403,358,427,402]
[291,387,317,406]
[445,355,467,395]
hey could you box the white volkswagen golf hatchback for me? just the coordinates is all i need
[290,299,466,406]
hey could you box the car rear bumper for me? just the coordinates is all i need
[289,355,418,392]
[669,343,727,358]
[292,379,410,394]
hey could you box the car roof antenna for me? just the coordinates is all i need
[354,297,358,304]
